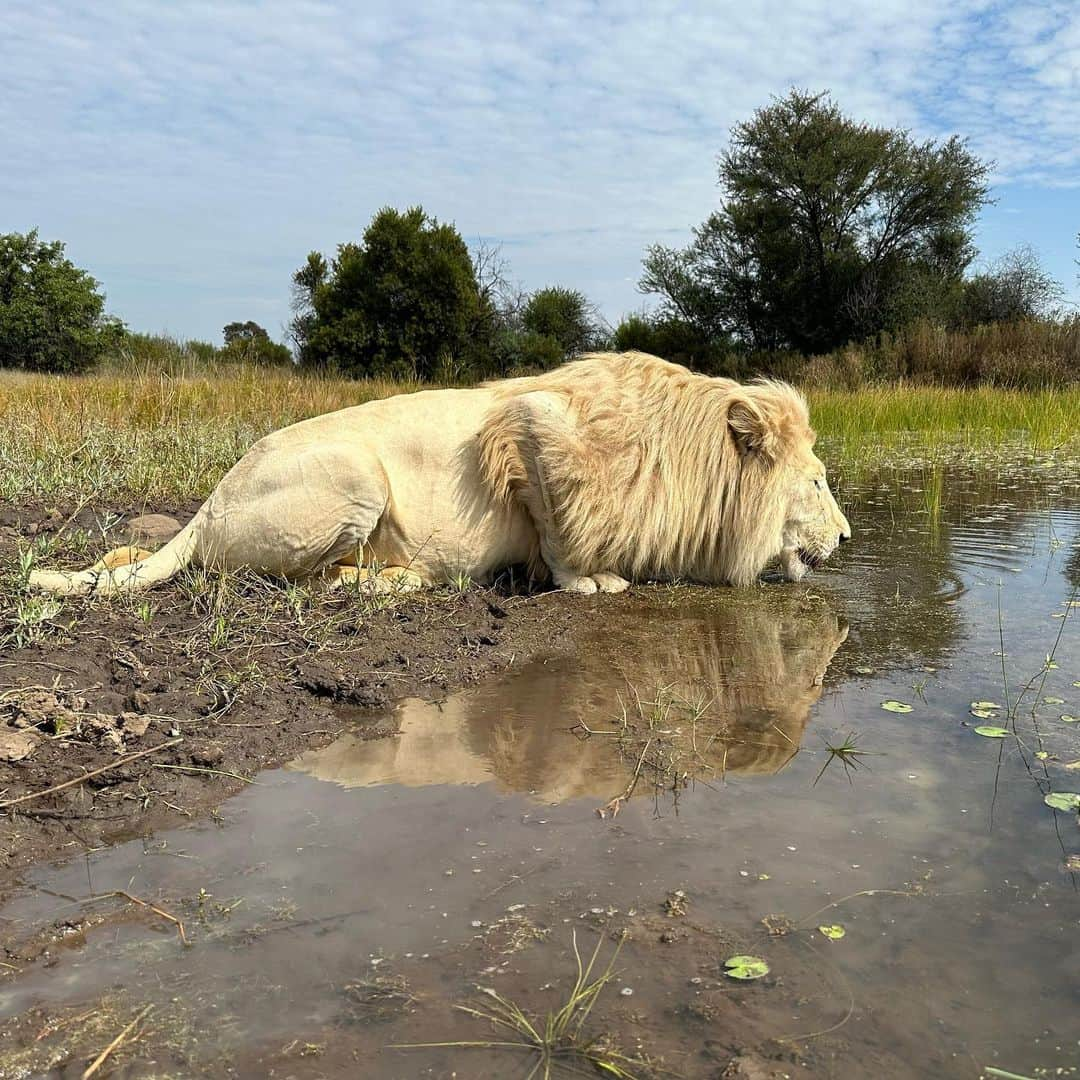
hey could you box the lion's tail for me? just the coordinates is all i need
[29,518,201,597]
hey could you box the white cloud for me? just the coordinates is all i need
[2,0,1077,340]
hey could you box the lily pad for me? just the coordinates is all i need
[853,666,875,676]
[1044,792,1080,812]
[1035,751,1049,760]
[818,924,846,940]
[1043,696,1065,705]
[970,708,997,719]
[1061,715,1079,724]
[970,701,1000,711]
[974,726,1010,738]
[881,700,913,714]
[1072,681,1080,689]
[723,955,770,980]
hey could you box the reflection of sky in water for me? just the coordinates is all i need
[1,461,1079,1078]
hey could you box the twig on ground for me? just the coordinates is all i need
[596,737,654,819]
[90,889,189,946]
[81,1004,153,1079]
[150,762,256,784]
[0,739,183,810]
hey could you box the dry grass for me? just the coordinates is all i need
[800,318,1080,390]
[0,365,421,505]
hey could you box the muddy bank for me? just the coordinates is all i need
[0,504,616,882]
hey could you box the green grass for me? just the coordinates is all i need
[393,931,654,1079]
[808,384,1080,457]
[1,364,1077,507]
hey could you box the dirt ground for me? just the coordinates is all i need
[0,503,615,887]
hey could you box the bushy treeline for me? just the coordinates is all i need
[0,229,292,376]
[97,327,291,377]
[2,90,1076,386]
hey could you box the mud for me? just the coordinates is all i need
[0,502,612,881]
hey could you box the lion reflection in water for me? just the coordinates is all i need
[289,594,848,807]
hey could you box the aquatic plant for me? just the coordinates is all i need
[393,931,655,1079]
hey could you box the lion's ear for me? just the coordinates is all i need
[727,396,777,461]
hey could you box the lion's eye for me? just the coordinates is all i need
[813,478,824,490]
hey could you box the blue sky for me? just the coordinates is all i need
[4,1,1078,344]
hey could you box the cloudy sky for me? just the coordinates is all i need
[4,1,1078,343]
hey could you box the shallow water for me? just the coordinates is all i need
[2,456,1079,1078]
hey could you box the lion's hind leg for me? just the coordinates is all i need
[324,564,426,594]
[91,546,154,572]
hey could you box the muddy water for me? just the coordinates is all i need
[2,456,1080,1079]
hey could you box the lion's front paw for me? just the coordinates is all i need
[591,571,630,593]
[552,568,630,594]
[558,573,600,594]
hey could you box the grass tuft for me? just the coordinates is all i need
[393,931,654,1079]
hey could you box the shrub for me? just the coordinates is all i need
[0,229,124,373]
[298,207,481,379]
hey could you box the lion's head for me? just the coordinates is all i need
[725,379,851,584]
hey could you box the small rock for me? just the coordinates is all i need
[120,713,152,738]
[722,1053,782,1079]
[125,514,182,547]
[0,729,39,762]
[127,690,152,712]
[191,744,225,766]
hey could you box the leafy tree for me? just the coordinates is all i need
[521,286,604,359]
[0,229,123,372]
[221,320,292,365]
[960,245,1063,326]
[641,90,991,353]
[297,207,482,379]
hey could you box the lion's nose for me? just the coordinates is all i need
[838,532,851,544]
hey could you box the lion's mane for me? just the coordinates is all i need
[478,351,815,587]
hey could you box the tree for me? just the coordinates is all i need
[521,286,604,359]
[0,229,123,372]
[641,90,991,353]
[297,207,482,379]
[960,245,1063,326]
[221,320,292,365]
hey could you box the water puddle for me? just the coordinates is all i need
[2,457,1079,1078]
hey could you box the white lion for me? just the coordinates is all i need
[29,351,850,597]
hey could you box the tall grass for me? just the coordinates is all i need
[799,318,1080,389]
[0,365,421,505]
[1,339,1077,507]
[808,385,1080,454]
